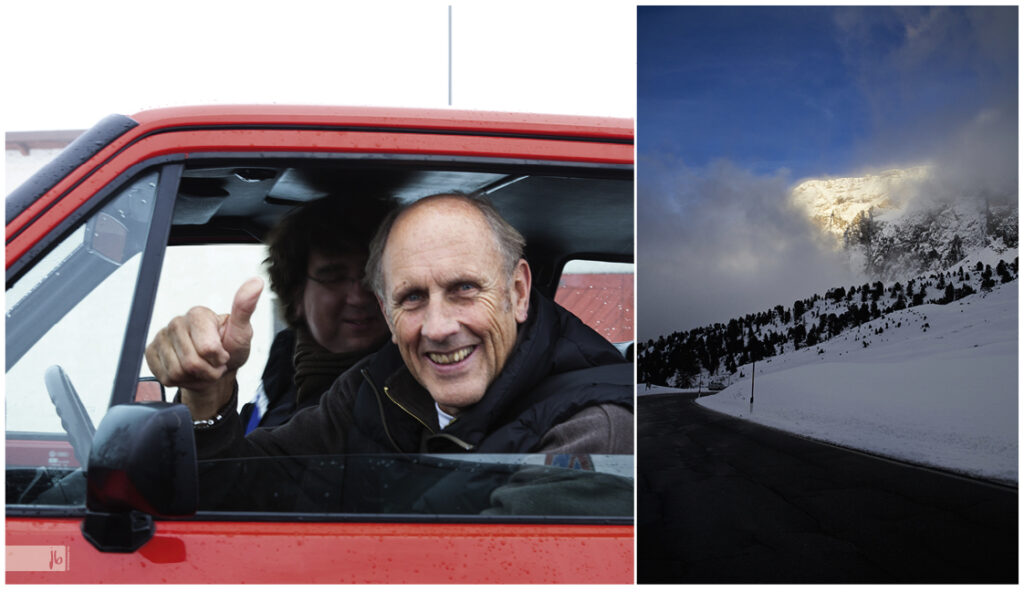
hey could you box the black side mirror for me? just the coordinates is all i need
[82,402,197,553]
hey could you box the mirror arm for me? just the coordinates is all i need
[81,511,155,553]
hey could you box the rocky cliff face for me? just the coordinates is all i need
[790,167,930,241]
[790,167,1017,280]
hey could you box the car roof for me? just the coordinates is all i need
[128,104,633,141]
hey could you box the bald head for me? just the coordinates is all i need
[365,193,526,304]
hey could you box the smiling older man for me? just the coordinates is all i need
[184,193,632,458]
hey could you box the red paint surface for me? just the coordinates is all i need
[6,518,633,583]
[128,105,634,140]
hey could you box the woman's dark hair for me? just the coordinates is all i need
[265,195,397,326]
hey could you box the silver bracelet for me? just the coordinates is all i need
[193,413,224,430]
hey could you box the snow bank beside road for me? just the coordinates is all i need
[670,282,1017,484]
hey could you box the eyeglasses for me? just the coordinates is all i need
[307,271,363,287]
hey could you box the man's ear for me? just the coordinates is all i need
[377,295,398,342]
[511,259,531,323]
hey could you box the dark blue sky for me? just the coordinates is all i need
[638,6,1015,180]
[640,6,866,179]
[638,6,1018,339]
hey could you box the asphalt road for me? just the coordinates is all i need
[638,392,1018,584]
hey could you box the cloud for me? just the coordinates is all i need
[832,7,1017,173]
[829,6,1017,211]
[638,156,861,340]
[930,105,1018,203]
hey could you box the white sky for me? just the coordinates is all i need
[2,0,636,132]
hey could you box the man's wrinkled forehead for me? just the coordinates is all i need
[394,195,480,230]
[384,198,491,260]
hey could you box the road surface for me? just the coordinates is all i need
[638,391,1018,583]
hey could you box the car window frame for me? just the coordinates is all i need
[107,163,181,409]
[7,150,634,525]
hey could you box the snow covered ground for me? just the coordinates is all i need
[641,280,1018,484]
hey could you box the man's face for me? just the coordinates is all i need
[297,251,390,353]
[380,199,530,415]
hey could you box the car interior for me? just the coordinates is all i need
[171,158,634,297]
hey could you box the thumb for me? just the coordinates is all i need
[221,277,263,353]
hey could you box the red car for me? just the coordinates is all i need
[5,106,635,583]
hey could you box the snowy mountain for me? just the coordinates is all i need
[791,167,1018,281]
[639,253,1017,388]
[639,165,1017,483]
[638,259,1018,484]
[790,166,930,239]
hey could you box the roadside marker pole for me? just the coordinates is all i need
[749,359,755,414]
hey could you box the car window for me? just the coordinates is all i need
[555,259,634,346]
[197,453,632,519]
[7,171,161,507]
[6,171,160,441]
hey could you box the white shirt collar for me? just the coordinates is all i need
[435,402,455,430]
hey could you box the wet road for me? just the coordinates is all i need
[638,392,1018,584]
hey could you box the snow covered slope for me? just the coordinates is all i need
[695,280,1018,484]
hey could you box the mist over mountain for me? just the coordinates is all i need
[640,163,1019,390]
[638,5,1017,342]
[792,166,1018,282]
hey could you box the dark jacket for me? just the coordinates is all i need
[239,328,301,433]
[238,326,377,434]
[345,290,633,455]
[195,290,633,459]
